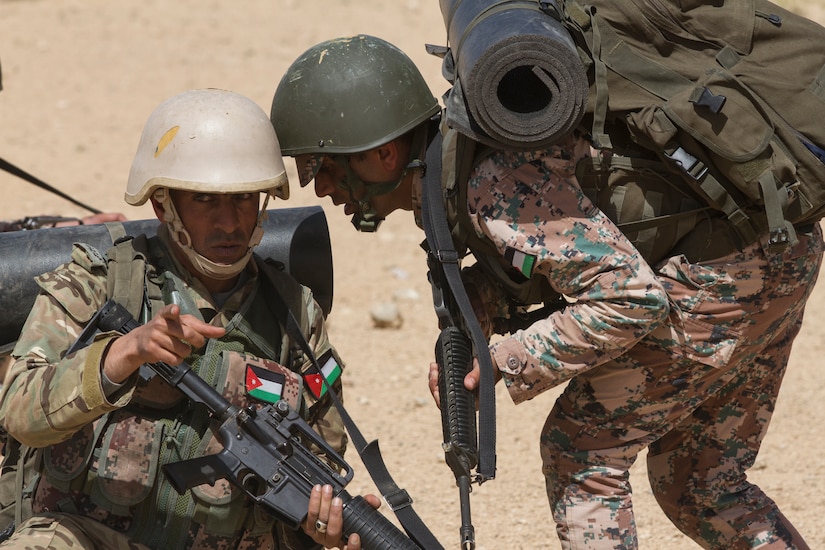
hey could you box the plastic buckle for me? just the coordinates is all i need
[665,146,708,181]
[689,87,726,114]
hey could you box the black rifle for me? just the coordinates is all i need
[420,127,496,550]
[93,299,419,550]
[427,251,479,550]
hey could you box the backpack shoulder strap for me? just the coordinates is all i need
[255,256,308,328]
[106,232,147,319]
[444,127,494,256]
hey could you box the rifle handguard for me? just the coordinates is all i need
[436,326,479,473]
[436,326,478,550]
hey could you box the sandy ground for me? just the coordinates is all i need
[1,1,824,548]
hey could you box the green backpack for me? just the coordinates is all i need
[561,0,825,263]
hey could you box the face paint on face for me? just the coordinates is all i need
[296,152,403,232]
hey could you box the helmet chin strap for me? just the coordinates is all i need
[154,188,269,280]
[336,158,399,233]
[337,124,431,232]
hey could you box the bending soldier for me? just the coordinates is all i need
[270,35,822,549]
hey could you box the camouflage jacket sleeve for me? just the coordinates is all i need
[466,137,670,404]
[0,244,135,448]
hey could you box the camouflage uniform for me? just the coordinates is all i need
[423,131,822,549]
[0,226,346,550]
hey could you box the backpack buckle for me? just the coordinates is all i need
[768,227,792,248]
[689,87,727,114]
[665,146,708,181]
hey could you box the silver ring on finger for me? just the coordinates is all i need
[315,519,328,534]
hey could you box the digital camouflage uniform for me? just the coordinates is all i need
[422,130,822,550]
[0,226,346,550]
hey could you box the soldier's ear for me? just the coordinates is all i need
[150,196,165,221]
[376,141,403,171]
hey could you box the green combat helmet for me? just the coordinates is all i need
[271,34,440,232]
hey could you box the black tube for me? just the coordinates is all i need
[0,206,332,349]
[342,494,421,550]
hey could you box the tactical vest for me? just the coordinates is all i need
[4,232,325,549]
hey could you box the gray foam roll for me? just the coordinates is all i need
[441,0,588,149]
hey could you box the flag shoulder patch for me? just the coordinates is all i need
[303,349,342,399]
[504,246,536,278]
[244,357,302,409]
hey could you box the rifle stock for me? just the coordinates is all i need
[94,299,420,550]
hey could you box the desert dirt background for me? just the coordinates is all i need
[1,1,824,548]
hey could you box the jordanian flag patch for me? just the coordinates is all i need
[505,246,536,277]
[304,350,342,399]
[245,364,287,405]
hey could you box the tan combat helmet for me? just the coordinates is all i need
[126,88,289,279]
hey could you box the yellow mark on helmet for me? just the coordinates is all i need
[155,126,180,158]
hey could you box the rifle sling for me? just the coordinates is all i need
[421,132,496,483]
[266,287,444,550]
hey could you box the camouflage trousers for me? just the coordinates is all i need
[0,512,150,550]
[541,226,823,550]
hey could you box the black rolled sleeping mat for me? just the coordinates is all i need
[0,205,333,351]
[439,0,588,150]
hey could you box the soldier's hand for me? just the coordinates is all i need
[103,303,225,383]
[462,357,501,393]
[428,361,441,407]
[430,357,502,408]
[78,212,128,225]
[52,212,129,227]
[304,484,381,549]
